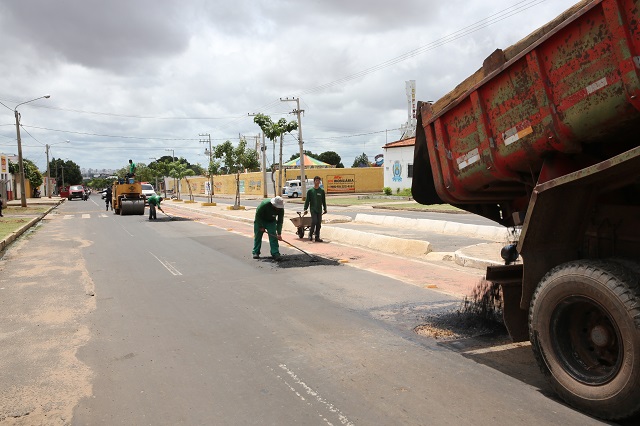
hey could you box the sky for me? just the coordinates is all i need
[0,0,581,174]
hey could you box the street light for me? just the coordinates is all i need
[165,148,175,197]
[14,95,51,207]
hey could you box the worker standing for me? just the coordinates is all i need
[147,194,164,220]
[303,176,327,242]
[126,159,136,182]
[105,186,113,211]
[252,196,284,260]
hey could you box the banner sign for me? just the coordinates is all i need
[326,174,355,193]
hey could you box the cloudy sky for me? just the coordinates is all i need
[0,0,580,173]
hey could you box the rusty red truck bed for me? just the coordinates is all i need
[413,0,640,227]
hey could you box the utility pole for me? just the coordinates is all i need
[261,133,267,197]
[199,133,214,203]
[45,144,51,198]
[280,97,305,199]
[248,113,269,198]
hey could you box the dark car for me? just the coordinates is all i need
[68,185,87,201]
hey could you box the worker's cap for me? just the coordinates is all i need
[271,196,284,209]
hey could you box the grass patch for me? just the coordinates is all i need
[3,206,49,215]
[0,217,32,240]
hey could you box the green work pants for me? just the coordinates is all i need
[253,221,280,257]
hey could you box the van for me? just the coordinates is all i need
[282,180,305,198]
[282,179,322,198]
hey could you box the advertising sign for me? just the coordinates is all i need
[0,155,6,173]
[326,174,355,193]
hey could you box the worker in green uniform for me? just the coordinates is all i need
[303,176,327,242]
[147,194,164,220]
[126,159,136,182]
[253,196,285,260]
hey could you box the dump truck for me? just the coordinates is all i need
[412,0,640,420]
[112,181,145,215]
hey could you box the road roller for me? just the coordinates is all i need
[112,181,145,215]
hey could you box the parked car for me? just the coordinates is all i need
[140,183,156,203]
[68,185,87,201]
[282,179,322,198]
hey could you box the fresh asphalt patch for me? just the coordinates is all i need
[256,254,342,268]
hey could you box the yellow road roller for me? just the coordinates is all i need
[112,181,145,215]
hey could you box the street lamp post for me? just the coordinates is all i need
[199,133,214,203]
[14,95,51,207]
[165,148,175,197]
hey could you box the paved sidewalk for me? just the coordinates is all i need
[161,197,513,270]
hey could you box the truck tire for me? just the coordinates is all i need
[529,260,640,420]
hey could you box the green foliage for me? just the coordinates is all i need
[397,188,411,196]
[49,158,82,186]
[383,187,392,196]
[213,139,259,174]
[253,114,298,143]
[23,159,43,189]
[86,177,113,189]
[352,153,370,168]
[168,162,195,200]
[9,159,43,191]
[317,151,343,168]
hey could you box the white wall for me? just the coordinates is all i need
[383,145,414,192]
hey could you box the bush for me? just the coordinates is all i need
[383,187,392,196]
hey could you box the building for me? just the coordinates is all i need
[382,137,415,192]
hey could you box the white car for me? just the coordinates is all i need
[140,183,156,203]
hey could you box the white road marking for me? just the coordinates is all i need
[64,215,74,220]
[149,252,182,276]
[270,364,355,426]
[119,224,134,237]
[82,214,90,219]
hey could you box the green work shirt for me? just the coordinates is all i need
[129,162,136,174]
[255,199,284,234]
[304,187,327,214]
[148,195,162,206]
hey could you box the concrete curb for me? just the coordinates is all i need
[354,213,518,242]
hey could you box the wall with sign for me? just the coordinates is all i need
[284,167,382,194]
[167,167,383,197]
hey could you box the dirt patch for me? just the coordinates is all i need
[415,278,507,341]
[0,216,95,424]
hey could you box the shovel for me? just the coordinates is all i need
[268,231,318,262]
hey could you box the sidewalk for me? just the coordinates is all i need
[162,197,511,271]
[0,197,65,252]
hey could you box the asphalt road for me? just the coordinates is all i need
[0,196,614,425]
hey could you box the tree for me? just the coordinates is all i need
[9,158,43,196]
[168,161,195,201]
[213,139,260,208]
[352,153,370,168]
[318,151,344,168]
[49,158,82,187]
[253,114,298,196]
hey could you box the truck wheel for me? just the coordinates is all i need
[292,192,298,198]
[529,260,640,420]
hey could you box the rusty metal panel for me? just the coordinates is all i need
[419,0,640,211]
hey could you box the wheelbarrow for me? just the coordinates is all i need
[290,211,313,239]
